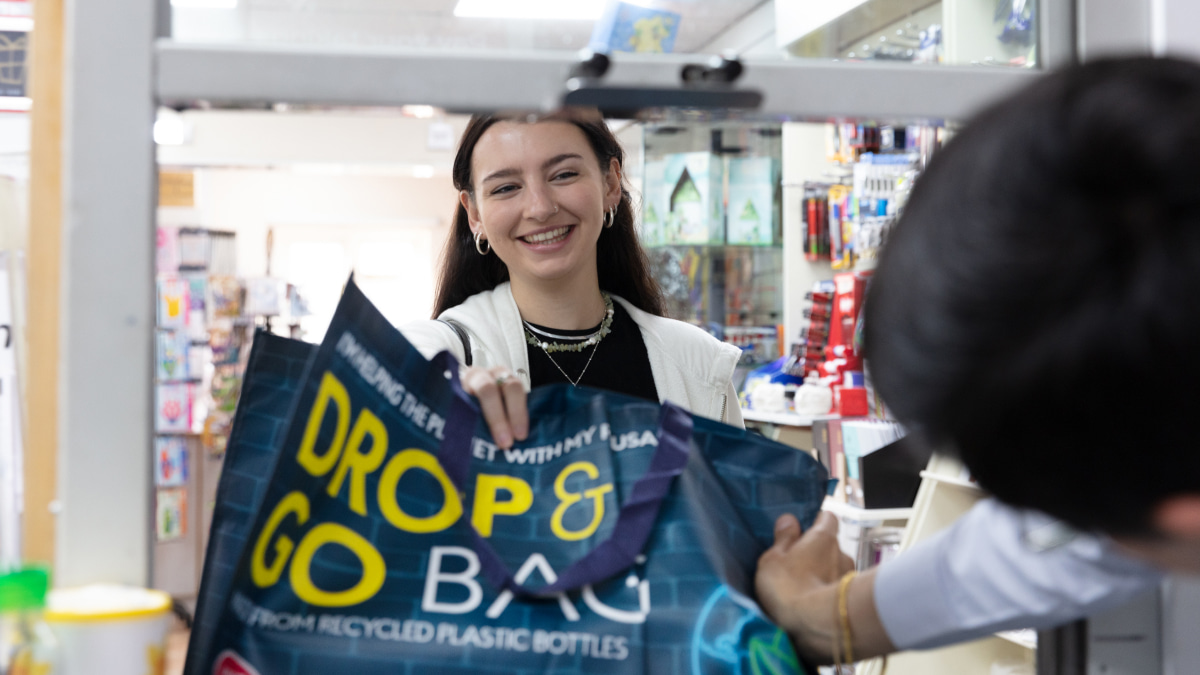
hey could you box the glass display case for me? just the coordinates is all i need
[640,122,784,372]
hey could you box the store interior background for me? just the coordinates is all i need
[10,0,1200,673]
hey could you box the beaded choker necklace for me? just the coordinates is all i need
[522,293,614,353]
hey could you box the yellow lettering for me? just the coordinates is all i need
[471,474,534,537]
[326,408,389,515]
[251,491,310,588]
[289,523,386,607]
[550,462,613,542]
[378,449,463,533]
[296,372,352,477]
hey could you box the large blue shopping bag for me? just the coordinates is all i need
[186,277,829,675]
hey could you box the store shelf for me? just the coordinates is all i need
[995,629,1037,650]
[822,497,912,523]
[741,408,828,427]
[918,470,982,492]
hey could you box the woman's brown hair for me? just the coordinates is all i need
[431,109,666,317]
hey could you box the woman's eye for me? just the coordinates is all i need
[490,184,517,195]
[553,171,579,181]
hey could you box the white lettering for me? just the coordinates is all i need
[422,546,483,615]
[485,553,579,622]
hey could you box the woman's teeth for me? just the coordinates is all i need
[523,226,570,244]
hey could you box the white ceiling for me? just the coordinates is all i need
[175,0,772,53]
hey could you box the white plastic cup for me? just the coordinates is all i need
[45,585,173,675]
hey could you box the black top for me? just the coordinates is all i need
[525,300,659,403]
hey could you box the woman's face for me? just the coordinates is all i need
[461,120,621,290]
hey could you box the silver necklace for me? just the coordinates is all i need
[540,336,602,387]
[524,322,605,342]
[523,293,614,354]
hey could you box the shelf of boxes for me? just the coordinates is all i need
[854,454,1035,675]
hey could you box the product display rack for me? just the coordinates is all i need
[641,122,787,380]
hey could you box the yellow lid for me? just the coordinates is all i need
[45,585,172,623]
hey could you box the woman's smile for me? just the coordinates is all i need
[519,225,574,247]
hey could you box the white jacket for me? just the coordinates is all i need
[400,282,745,428]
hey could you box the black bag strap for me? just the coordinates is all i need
[437,318,473,367]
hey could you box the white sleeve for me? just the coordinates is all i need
[874,497,1164,650]
[398,320,463,362]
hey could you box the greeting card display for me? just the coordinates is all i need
[156,382,192,434]
[156,437,189,487]
[157,330,190,381]
[158,277,190,330]
[156,488,187,541]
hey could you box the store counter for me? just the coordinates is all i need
[741,407,834,452]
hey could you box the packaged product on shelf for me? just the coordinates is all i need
[155,330,189,381]
[829,272,870,350]
[156,277,189,330]
[243,277,287,317]
[155,382,192,434]
[827,185,852,268]
[639,159,669,246]
[156,227,180,275]
[662,152,724,245]
[801,187,830,261]
[792,373,833,416]
[839,420,906,508]
[185,274,209,342]
[187,343,210,381]
[0,566,58,675]
[726,156,780,246]
[207,276,243,320]
[155,488,187,541]
[154,437,189,488]
[178,228,211,270]
[589,1,681,54]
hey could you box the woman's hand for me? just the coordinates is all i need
[755,511,895,664]
[460,366,528,449]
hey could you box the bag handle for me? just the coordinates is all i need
[433,350,692,597]
[437,319,473,367]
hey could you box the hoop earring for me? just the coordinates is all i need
[474,230,490,255]
[603,205,617,229]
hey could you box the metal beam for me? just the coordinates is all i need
[157,42,1040,123]
[59,0,157,585]
[1077,0,1153,61]
[1041,0,1079,70]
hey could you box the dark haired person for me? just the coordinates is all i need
[402,109,743,447]
[757,57,1200,662]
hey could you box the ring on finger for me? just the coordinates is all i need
[495,372,511,386]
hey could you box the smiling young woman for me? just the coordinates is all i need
[399,108,745,447]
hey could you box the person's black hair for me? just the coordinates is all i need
[864,57,1200,535]
[432,109,665,318]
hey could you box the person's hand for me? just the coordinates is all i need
[755,511,856,664]
[460,366,528,449]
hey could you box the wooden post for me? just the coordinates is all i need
[25,0,64,565]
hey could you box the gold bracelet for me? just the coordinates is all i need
[837,570,857,665]
[830,574,844,672]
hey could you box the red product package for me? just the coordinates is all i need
[829,271,871,350]
[834,386,869,417]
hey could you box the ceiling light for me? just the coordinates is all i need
[171,0,238,8]
[154,108,192,146]
[454,0,606,21]
[400,105,439,119]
